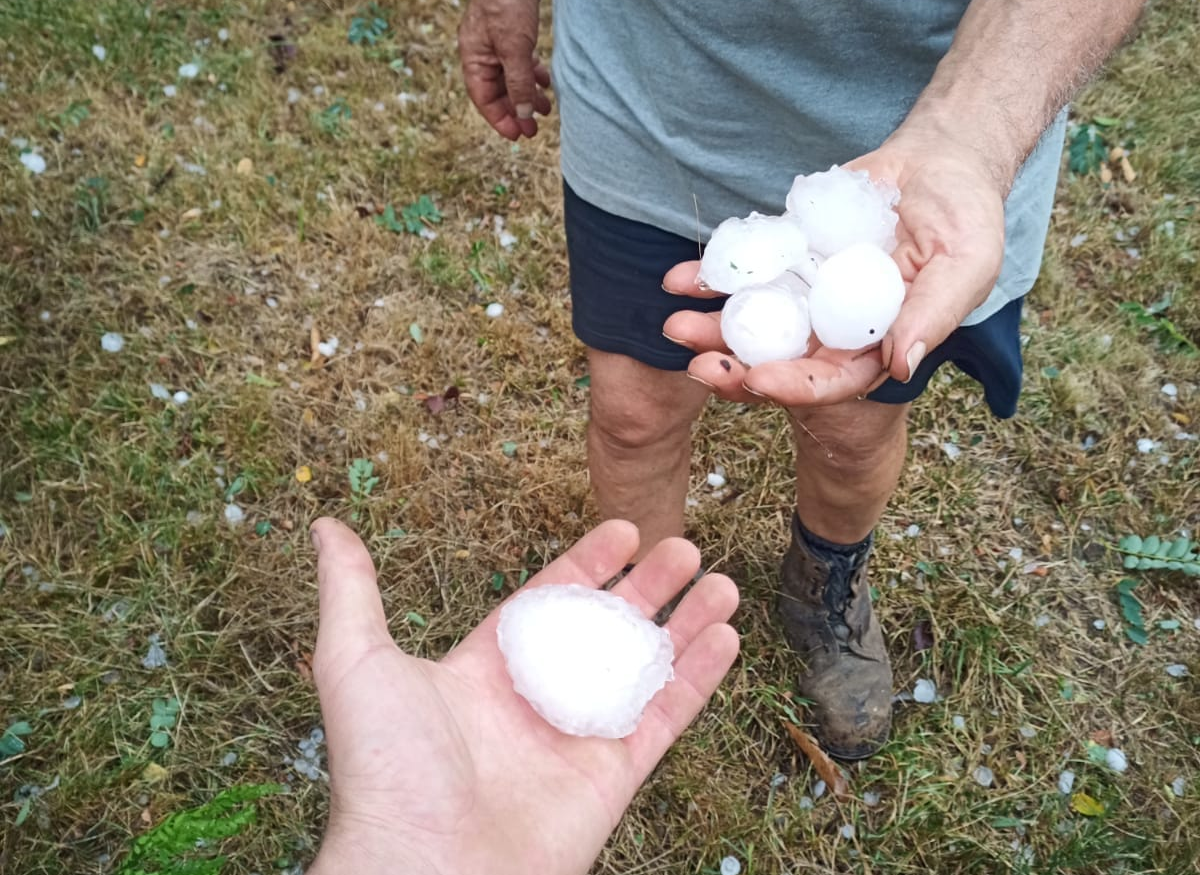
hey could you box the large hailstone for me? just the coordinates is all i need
[496,584,675,738]
[720,272,812,367]
[808,242,905,350]
[698,213,809,295]
[785,165,900,257]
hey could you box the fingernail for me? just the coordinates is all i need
[661,282,677,294]
[686,373,714,389]
[662,331,689,347]
[742,383,767,398]
[515,102,533,119]
[310,526,322,554]
[904,341,926,383]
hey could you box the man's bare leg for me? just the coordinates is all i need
[586,348,711,561]
[791,399,909,541]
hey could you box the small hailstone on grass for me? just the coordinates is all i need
[813,779,827,799]
[1137,438,1158,453]
[142,633,168,669]
[218,28,229,42]
[178,62,200,79]
[808,242,905,350]
[1105,748,1128,773]
[221,751,238,766]
[20,152,47,174]
[913,678,937,704]
[798,795,814,809]
[92,45,107,61]
[698,212,808,295]
[707,470,726,489]
[1172,776,1186,797]
[162,84,177,98]
[784,165,899,257]
[1165,663,1188,678]
[172,390,190,405]
[496,584,674,738]
[1162,383,1178,398]
[1093,619,1106,630]
[1057,770,1075,795]
[719,272,811,367]
[1069,233,1088,247]
[719,856,741,875]
[485,302,505,318]
[39,310,51,322]
[149,383,170,400]
[952,714,966,730]
[1019,725,1037,739]
[973,766,994,788]
[840,824,856,840]
[905,524,921,538]
[101,332,125,353]
[863,790,881,807]
[942,442,961,460]
[316,337,339,357]
[224,503,245,526]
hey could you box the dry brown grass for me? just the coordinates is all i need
[2,1,1198,874]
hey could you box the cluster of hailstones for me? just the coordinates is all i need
[699,165,904,367]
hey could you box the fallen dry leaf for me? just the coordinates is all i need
[180,207,202,221]
[1090,728,1116,748]
[1100,163,1114,184]
[1071,792,1106,817]
[783,721,851,799]
[1171,412,1190,426]
[295,465,313,483]
[1120,154,1136,183]
[237,157,254,176]
[310,325,321,363]
[134,154,146,168]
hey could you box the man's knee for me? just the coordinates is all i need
[792,401,909,474]
[587,352,706,452]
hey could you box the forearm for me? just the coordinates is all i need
[891,0,1146,192]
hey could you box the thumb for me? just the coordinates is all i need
[882,251,997,382]
[311,517,392,672]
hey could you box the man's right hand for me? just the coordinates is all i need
[458,0,552,140]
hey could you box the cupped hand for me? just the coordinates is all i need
[307,518,739,875]
[458,0,553,140]
[662,137,1006,407]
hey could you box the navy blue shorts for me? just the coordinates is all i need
[564,182,1025,418]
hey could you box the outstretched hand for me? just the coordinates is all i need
[662,137,1006,407]
[307,518,739,875]
[458,0,553,140]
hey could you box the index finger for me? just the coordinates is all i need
[663,260,727,299]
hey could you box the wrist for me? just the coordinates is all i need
[310,819,443,875]
[884,102,1018,197]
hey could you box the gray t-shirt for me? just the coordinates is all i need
[551,0,1067,325]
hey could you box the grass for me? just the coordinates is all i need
[1,0,1198,873]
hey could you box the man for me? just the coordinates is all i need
[306,517,738,874]
[458,0,1145,759]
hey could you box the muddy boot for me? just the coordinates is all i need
[778,513,892,760]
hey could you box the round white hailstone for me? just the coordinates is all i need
[178,62,200,79]
[485,302,504,318]
[698,212,808,295]
[20,152,47,174]
[1105,748,1128,773]
[973,766,995,788]
[1057,770,1075,795]
[497,584,674,738]
[223,503,245,526]
[172,390,190,405]
[720,273,811,367]
[784,165,900,257]
[912,678,936,704]
[808,242,905,350]
[720,856,741,875]
[100,332,125,353]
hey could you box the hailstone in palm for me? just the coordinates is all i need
[785,165,900,257]
[497,584,675,739]
[808,242,905,350]
[698,212,809,295]
[720,273,811,367]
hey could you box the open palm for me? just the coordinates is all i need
[661,140,1006,408]
[308,518,740,875]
